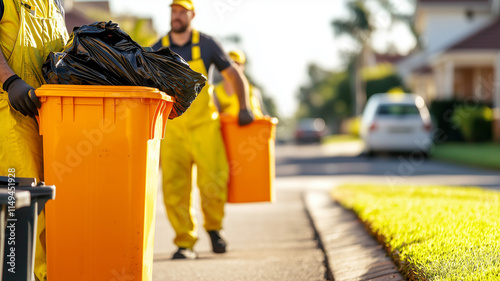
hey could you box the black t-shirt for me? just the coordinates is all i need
[152,31,231,73]
[0,0,65,21]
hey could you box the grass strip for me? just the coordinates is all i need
[321,134,361,145]
[432,143,500,170]
[332,184,500,280]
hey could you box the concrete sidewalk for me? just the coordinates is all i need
[152,185,328,280]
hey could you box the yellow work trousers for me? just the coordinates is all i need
[160,119,229,249]
[0,95,47,280]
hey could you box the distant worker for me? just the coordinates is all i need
[214,50,267,119]
[0,0,68,280]
[152,0,254,259]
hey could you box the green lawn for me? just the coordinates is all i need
[332,184,500,280]
[432,143,500,170]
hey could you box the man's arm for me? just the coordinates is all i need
[0,48,40,117]
[220,64,254,125]
[0,48,15,83]
[205,34,254,125]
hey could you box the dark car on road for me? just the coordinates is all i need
[294,118,326,143]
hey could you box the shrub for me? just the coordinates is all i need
[365,74,407,101]
[429,99,492,142]
[452,105,493,142]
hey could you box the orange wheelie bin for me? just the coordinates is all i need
[36,85,174,281]
[220,114,279,203]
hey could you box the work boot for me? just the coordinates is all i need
[172,248,197,260]
[208,230,227,254]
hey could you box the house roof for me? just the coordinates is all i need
[375,54,406,65]
[447,18,500,50]
[64,1,111,34]
[65,9,94,34]
[412,65,433,74]
[73,1,110,12]
[419,0,489,4]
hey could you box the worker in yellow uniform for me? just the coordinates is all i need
[0,0,68,280]
[152,0,254,259]
[214,50,267,118]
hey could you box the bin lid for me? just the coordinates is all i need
[36,85,175,102]
[0,189,31,208]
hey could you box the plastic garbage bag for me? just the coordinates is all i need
[42,21,206,119]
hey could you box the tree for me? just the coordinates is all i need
[332,0,375,116]
[296,64,351,132]
[332,0,418,115]
[296,62,407,134]
[121,18,158,47]
[376,0,421,49]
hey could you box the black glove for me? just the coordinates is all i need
[3,75,40,117]
[238,109,254,126]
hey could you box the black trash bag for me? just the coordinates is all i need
[42,21,206,119]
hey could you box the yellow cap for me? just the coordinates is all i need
[229,50,246,65]
[171,0,194,10]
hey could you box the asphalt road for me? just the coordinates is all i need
[277,141,500,191]
[152,141,500,280]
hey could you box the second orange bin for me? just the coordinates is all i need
[36,85,174,281]
[220,115,278,203]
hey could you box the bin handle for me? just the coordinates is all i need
[149,97,174,140]
[161,101,174,140]
[149,100,166,140]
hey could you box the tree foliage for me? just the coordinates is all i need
[296,0,417,132]
[297,63,406,133]
[332,0,374,52]
[120,18,158,47]
[296,64,352,126]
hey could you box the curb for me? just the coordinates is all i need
[304,191,406,281]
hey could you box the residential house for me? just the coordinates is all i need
[397,0,500,138]
[62,0,156,46]
[398,0,500,106]
[63,0,110,33]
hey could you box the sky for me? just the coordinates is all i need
[106,0,416,117]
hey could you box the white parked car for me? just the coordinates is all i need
[360,93,433,156]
